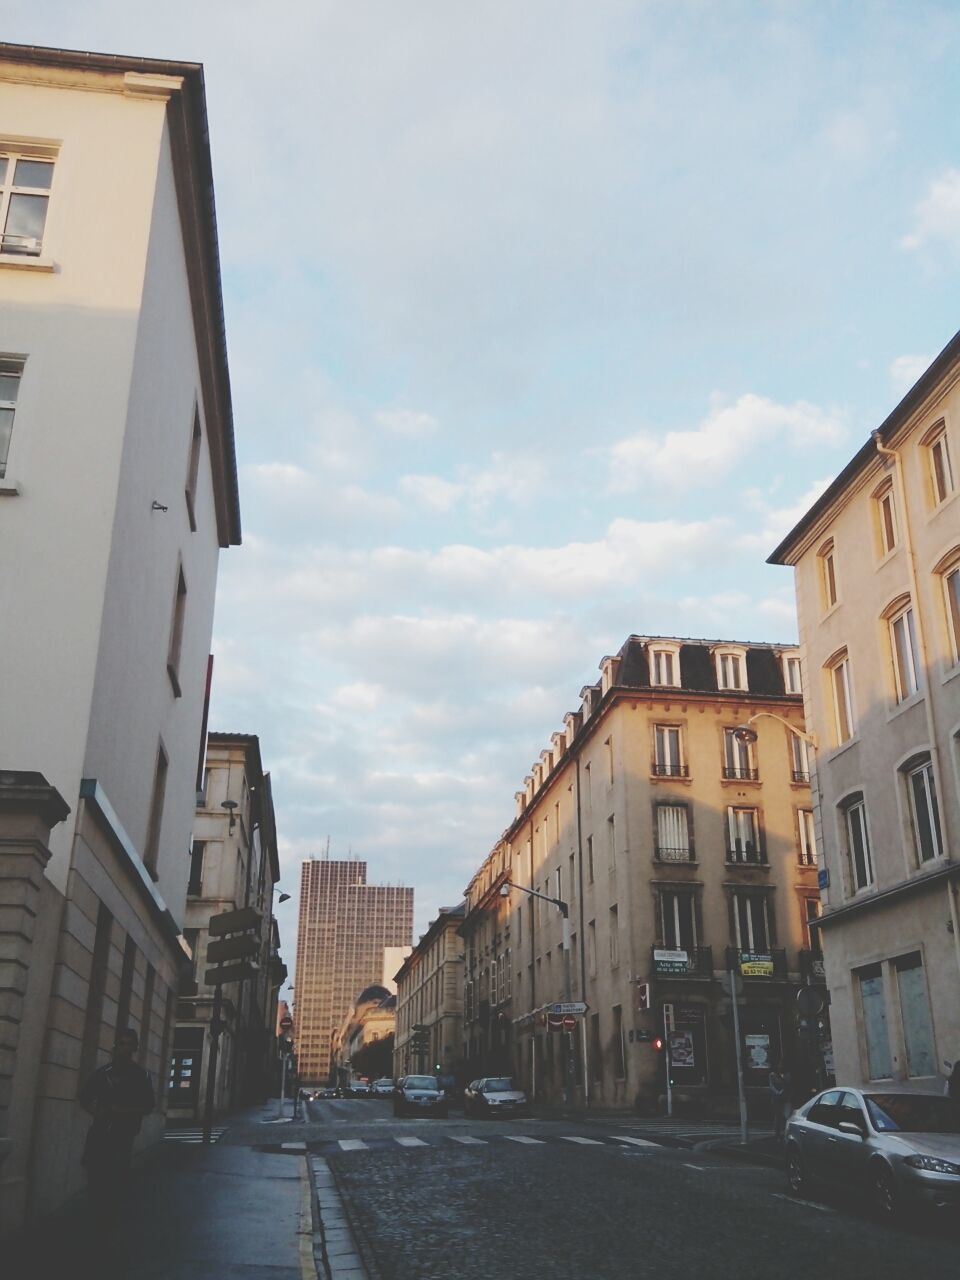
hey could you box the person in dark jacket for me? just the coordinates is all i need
[78,1026,155,1229]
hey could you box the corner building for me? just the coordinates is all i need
[461,635,821,1112]
[770,329,960,1092]
[294,861,412,1082]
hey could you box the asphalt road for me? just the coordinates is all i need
[299,1097,960,1280]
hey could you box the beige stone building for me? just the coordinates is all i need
[0,44,239,1232]
[770,331,960,1091]
[332,985,396,1087]
[169,734,287,1122]
[460,635,820,1111]
[394,905,465,1080]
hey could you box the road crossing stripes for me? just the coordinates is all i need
[395,1136,429,1147]
[328,1132,675,1155]
[503,1135,545,1144]
[560,1136,603,1145]
[338,1138,369,1151]
[448,1135,487,1145]
[612,1135,661,1147]
[163,1127,227,1144]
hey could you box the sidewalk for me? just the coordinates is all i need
[7,1105,314,1280]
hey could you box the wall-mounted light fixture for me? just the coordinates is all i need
[221,799,238,832]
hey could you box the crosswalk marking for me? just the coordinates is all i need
[163,1128,227,1144]
[612,1135,661,1148]
[449,1135,487,1145]
[338,1139,369,1151]
[395,1136,428,1147]
[561,1136,603,1145]
[504,1135,544,1144]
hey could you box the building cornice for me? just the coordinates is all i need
[815,861,960,930]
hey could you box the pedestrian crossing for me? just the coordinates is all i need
[163,1126,228,1144]
[325,1132,670,1155]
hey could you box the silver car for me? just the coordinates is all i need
[786,1087,960,1218]
[463,1077,529,1118]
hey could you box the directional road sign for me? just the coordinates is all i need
[548,1002,588,1015]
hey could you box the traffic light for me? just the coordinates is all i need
[652,1035,664,1052]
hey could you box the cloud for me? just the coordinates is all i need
[739,476,837,553]
[889,353,933,396]
[901,168,960,254]
[607,395,847,492]
[375,409,439,438]
[400,452,546,515]
[399,474,465,512]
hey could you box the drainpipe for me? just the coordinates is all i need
[575,754,590,1103]
[529,817,536,1101]
[873,433,960,990]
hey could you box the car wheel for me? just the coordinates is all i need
[786,1148,807,1196]
[872,1164,899,1221]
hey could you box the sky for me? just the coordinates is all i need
[7,2,960,968]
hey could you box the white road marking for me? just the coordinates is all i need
[612,1135,660,1148]
[771,1193,835,1213]
[395,1136,429,1147]
[560,1136,604,1145]
[504,1135,544,1144]
[448,1135,487,1145]
[338,1139,369,1151]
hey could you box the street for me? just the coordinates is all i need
[297,1098,960,1280]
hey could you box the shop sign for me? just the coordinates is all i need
[739,951,774,977]
[654,948,689,975]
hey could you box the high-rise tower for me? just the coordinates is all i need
[294,860,413,1080]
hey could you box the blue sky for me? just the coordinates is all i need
[9,2,960,954]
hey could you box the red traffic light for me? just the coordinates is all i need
[652,1036,664,1051]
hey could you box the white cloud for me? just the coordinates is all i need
[399,474,465,512]
[901,168,960,254]
[889,353,932,396]
[739,476,836,553]
[375,409,439,438]
[607,395,847,492]
[331,682,386,713]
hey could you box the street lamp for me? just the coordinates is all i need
[221,799,238,832]
[501,880,576,1106]
[734,712,817,750]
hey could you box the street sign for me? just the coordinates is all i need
[206,933,260,964]
[739,952,774,977]
[653,949,689,975]
[204,960,260,986]
[279,1015,293,1029]
[635,1029,655,1043]
[208,906,262,936]
[548,1002,588,1015]
[562,1015,577,1031]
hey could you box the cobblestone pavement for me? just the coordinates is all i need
[299,1099,959,1280]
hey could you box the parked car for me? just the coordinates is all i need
[786,1087,960,1219]
[393,1075,448,1118]
[463,1077,529,1118]
[371,1078,395,1097]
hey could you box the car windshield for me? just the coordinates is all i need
[865,1094,960,1134]
[405,1077,437,1090]
[485,1078,516,1092]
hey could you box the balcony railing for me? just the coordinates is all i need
[726,845,767,866]
[651,944,713,978]
[655,845,695,863]
[652,762,689,778]
[722,766,759,781]
[725,946,788,980]
[799,949,826,983]
[791,770,810,784]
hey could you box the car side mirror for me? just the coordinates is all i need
[837,1121,864,1139]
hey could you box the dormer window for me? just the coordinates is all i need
[649,644,681,688]
[782,652,802,695]
[714,648,747,692]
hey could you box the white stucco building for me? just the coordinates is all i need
[0,43,240,1232]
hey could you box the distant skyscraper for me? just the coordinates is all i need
[294,860,413,1080]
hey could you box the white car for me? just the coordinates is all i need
[372,1078,395,1097]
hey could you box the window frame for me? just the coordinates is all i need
[653,723,687,777]
[0,354,25,481]
[873,480,898,558]
[658,886,697,950]
[654,802,693,863]
[649,643,681,688]
[886,599,921,704]
[167,563,188,698]
[936,551,960,668]
[782,652,802,695]
[797,808,817,867]
[818,539,838,611]
[904,755,943,864]
[731,890,770,953]
[790,732,811,783]
[726,805,763,864]
[722,726,757,780]
[842,794,874,892]
[0,148,56,257]
[925,424,955,508]
[827,650,856,745]
[714,647,747,692]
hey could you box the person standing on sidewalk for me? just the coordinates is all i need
[768,1061,791,1140]
[78,1026,156,1230]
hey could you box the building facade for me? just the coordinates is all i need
[294,860,413,1083]
[331,985,396,1088]
[770,330,960,1092]
[168,734,287,1121]
[460,635,822,1112]
[394,905,465,1081]
[0,44,240,1232]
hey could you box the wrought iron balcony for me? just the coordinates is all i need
[799,949,827,983]
[725,946,788,980]
[652,762,689,778]
[791,770,810,784]
[722,766,759,781]
[651,944,713,978]
[655,845,695,863]
[726,844,767,866]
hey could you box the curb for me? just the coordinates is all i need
[309,1154,370,1280]
[695,1137,785,1169]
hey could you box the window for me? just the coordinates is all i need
[167,566,188,697]
[650,645,680,687]
[607,814,616,871]
[858,965,893,1080]
[827,651,855,744]
[185,408,202,531]
[939,555,960,667]
[608,905,619,968]
[732,892,769,952]
[905,756,942,863]
[727,806,762,864]
[612,1005,626,1079]
[586,835,594,884]
[895,953,936,1078]
[843,795,873,890]
[790,733,811,783]
[888,601,921,703]
[604,736,614,785]
[819,540,838,610]
[797,809,817,866]
[655,804,692,862]
[144,743,168,877]
[589,1013,602,1081]
[800,896,822,954]
[587,920,597,977]
[782,653,802,695]
[0,356,24,480]
[653,724,686,777]
[0,151,54,255]
[723,728,756,780]
[187,840,206,896]
[875,482,898,556]
[928,428,955,506]
[715,650,746,691]
[659,889,696,950]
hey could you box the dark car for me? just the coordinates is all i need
[786,1087,960,1219]
[394,1075,448,1118]
[463,1077,529,1118]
